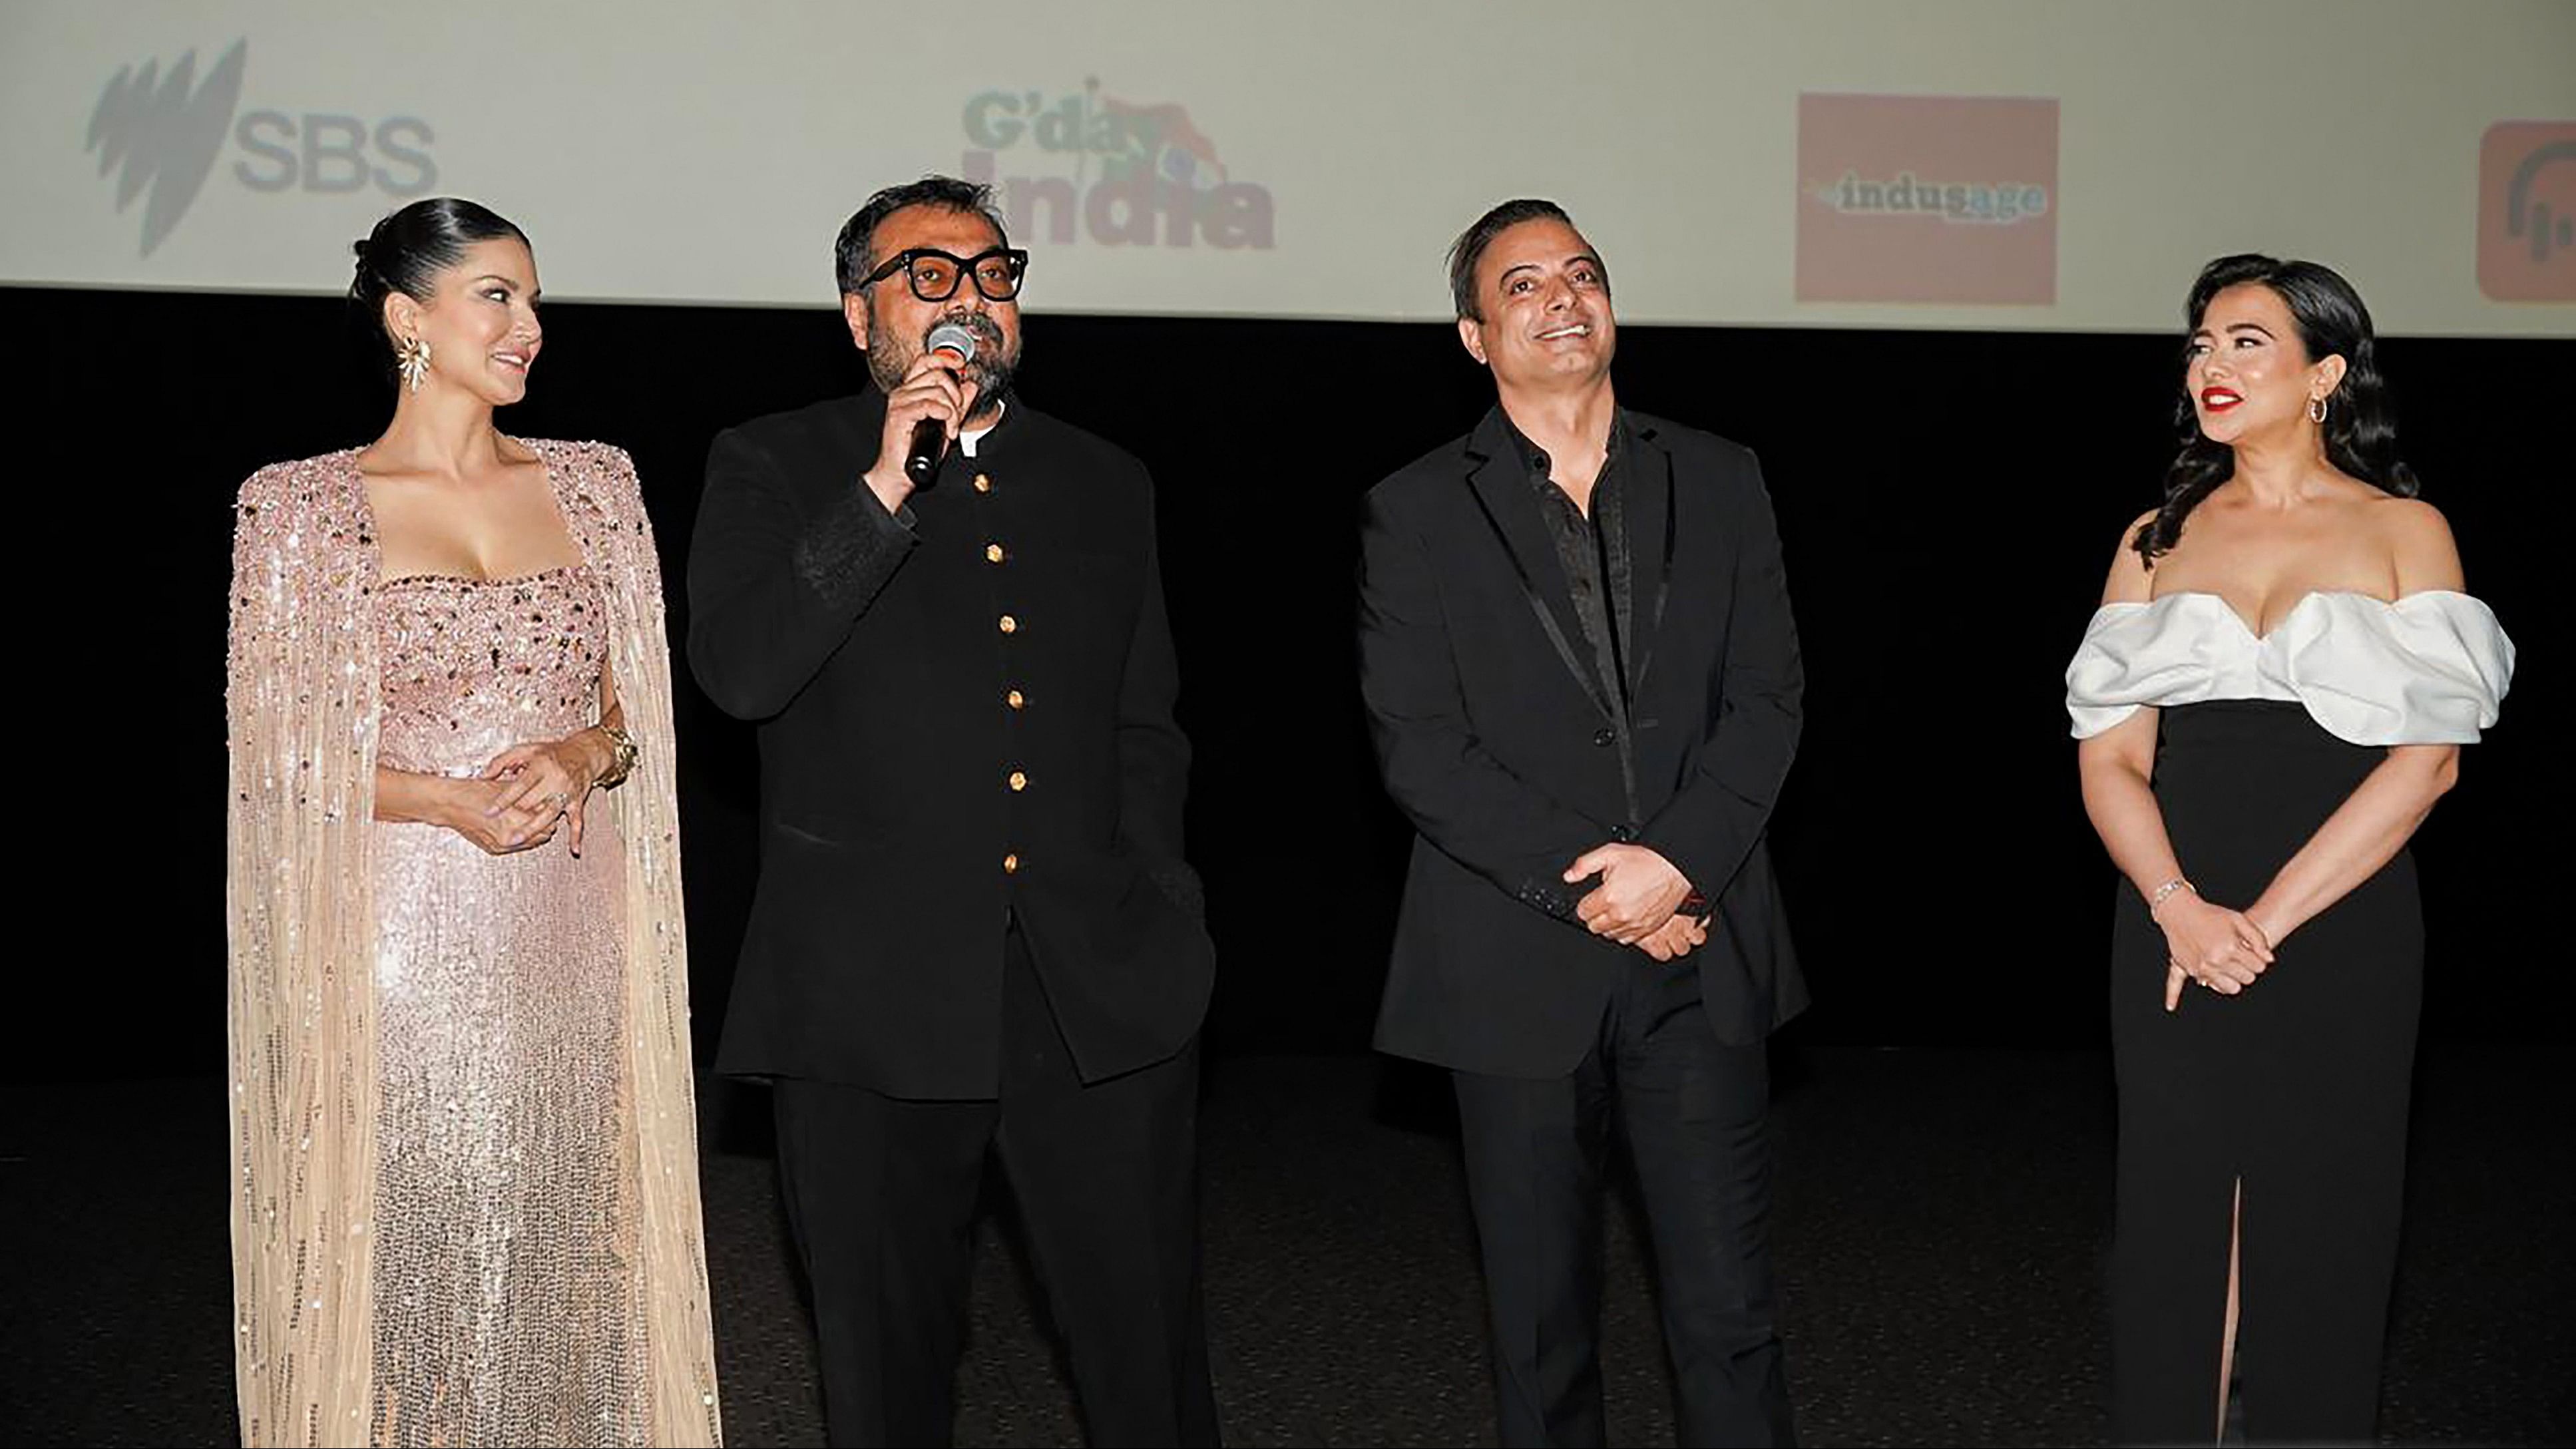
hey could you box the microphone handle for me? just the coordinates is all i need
[903,415,947,487]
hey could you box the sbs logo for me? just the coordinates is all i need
[87,40,438,257]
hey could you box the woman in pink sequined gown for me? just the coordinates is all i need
[224,199,722,1446]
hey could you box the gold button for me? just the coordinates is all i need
[1008,770,1028,791]
[1002,852,1020,873]
[972,474,992,494]
[998,614,1018,634]
[1006,689,1026,710]
[985,543,1005,564]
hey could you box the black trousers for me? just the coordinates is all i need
[770,925,1219,1447]
[1452,956,1795,1449]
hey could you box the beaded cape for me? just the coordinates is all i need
[223,440,720,1446]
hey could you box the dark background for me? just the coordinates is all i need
[14,284,2566,1080]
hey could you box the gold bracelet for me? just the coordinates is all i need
[594,724,640,790]
[2146,876,2196,917]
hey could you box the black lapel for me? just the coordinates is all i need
[1460,409,1615,722]
[1621,417,1678,698]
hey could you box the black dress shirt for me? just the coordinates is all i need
[1505,417,1635,727]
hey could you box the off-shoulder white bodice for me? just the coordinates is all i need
[2064,590,2514,744]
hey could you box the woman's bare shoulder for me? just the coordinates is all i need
[2370,495,2463,592]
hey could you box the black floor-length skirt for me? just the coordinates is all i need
[2109,701,2423,1445]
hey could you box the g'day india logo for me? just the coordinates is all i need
[1797,93,2057,306]
[2478,121,2576,302]
[960,79,1273,249]
[86,39,436,257]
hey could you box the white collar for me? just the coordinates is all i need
[959,401,1006,458]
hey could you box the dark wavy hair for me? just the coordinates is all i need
[1447,198,1587,321]
[349,197,530,348]
[2132,254,2416,563]
[835,175,1008,297]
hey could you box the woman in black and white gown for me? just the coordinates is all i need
[2065,254,2513,1446]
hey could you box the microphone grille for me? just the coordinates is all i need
[925,323,979,362]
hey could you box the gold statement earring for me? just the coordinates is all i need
[2307,396,2328,424]
[395,333,431,394]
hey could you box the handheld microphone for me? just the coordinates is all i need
[903,323,981,488]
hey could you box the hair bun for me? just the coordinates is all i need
[348,236,387,307]
[343,197,529,369]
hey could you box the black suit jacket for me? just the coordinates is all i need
[688,391,1211,1097]
[1359,407,1807,1078]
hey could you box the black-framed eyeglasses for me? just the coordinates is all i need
[862,246,1030,302]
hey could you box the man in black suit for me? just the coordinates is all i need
[688,176,1217,1447]
[1357,198,1807,1447]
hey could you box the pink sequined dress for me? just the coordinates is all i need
[224,441,720,1448]
[369,563,647,1440]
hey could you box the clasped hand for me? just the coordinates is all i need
[2157,893,2275,1011]
[1564,843,1705,962]
[441,735,600,856]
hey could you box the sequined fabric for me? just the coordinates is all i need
[370,566,646,1444]
[226,443,721,1447]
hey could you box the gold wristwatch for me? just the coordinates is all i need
[595,724,640,790]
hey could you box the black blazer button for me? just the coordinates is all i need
[1611,823,1639,843]
[1592,727,1616,747]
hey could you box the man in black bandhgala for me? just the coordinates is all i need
[689,175,1218,1448]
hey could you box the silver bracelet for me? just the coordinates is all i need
[2146,877,2196,915]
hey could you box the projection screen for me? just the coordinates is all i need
[5,0,2571,334]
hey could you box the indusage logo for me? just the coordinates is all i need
[1795,93,2059,306]
[1813,171,2050,226]
[87,39,437,258]
[959,79,1274,249]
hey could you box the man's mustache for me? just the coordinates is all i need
[922,313,1006,353]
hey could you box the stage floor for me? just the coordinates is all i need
[6,1045,2567,1446]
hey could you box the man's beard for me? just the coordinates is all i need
[867,308,1018,421]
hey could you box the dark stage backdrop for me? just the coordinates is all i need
[18,286,2566,1080]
